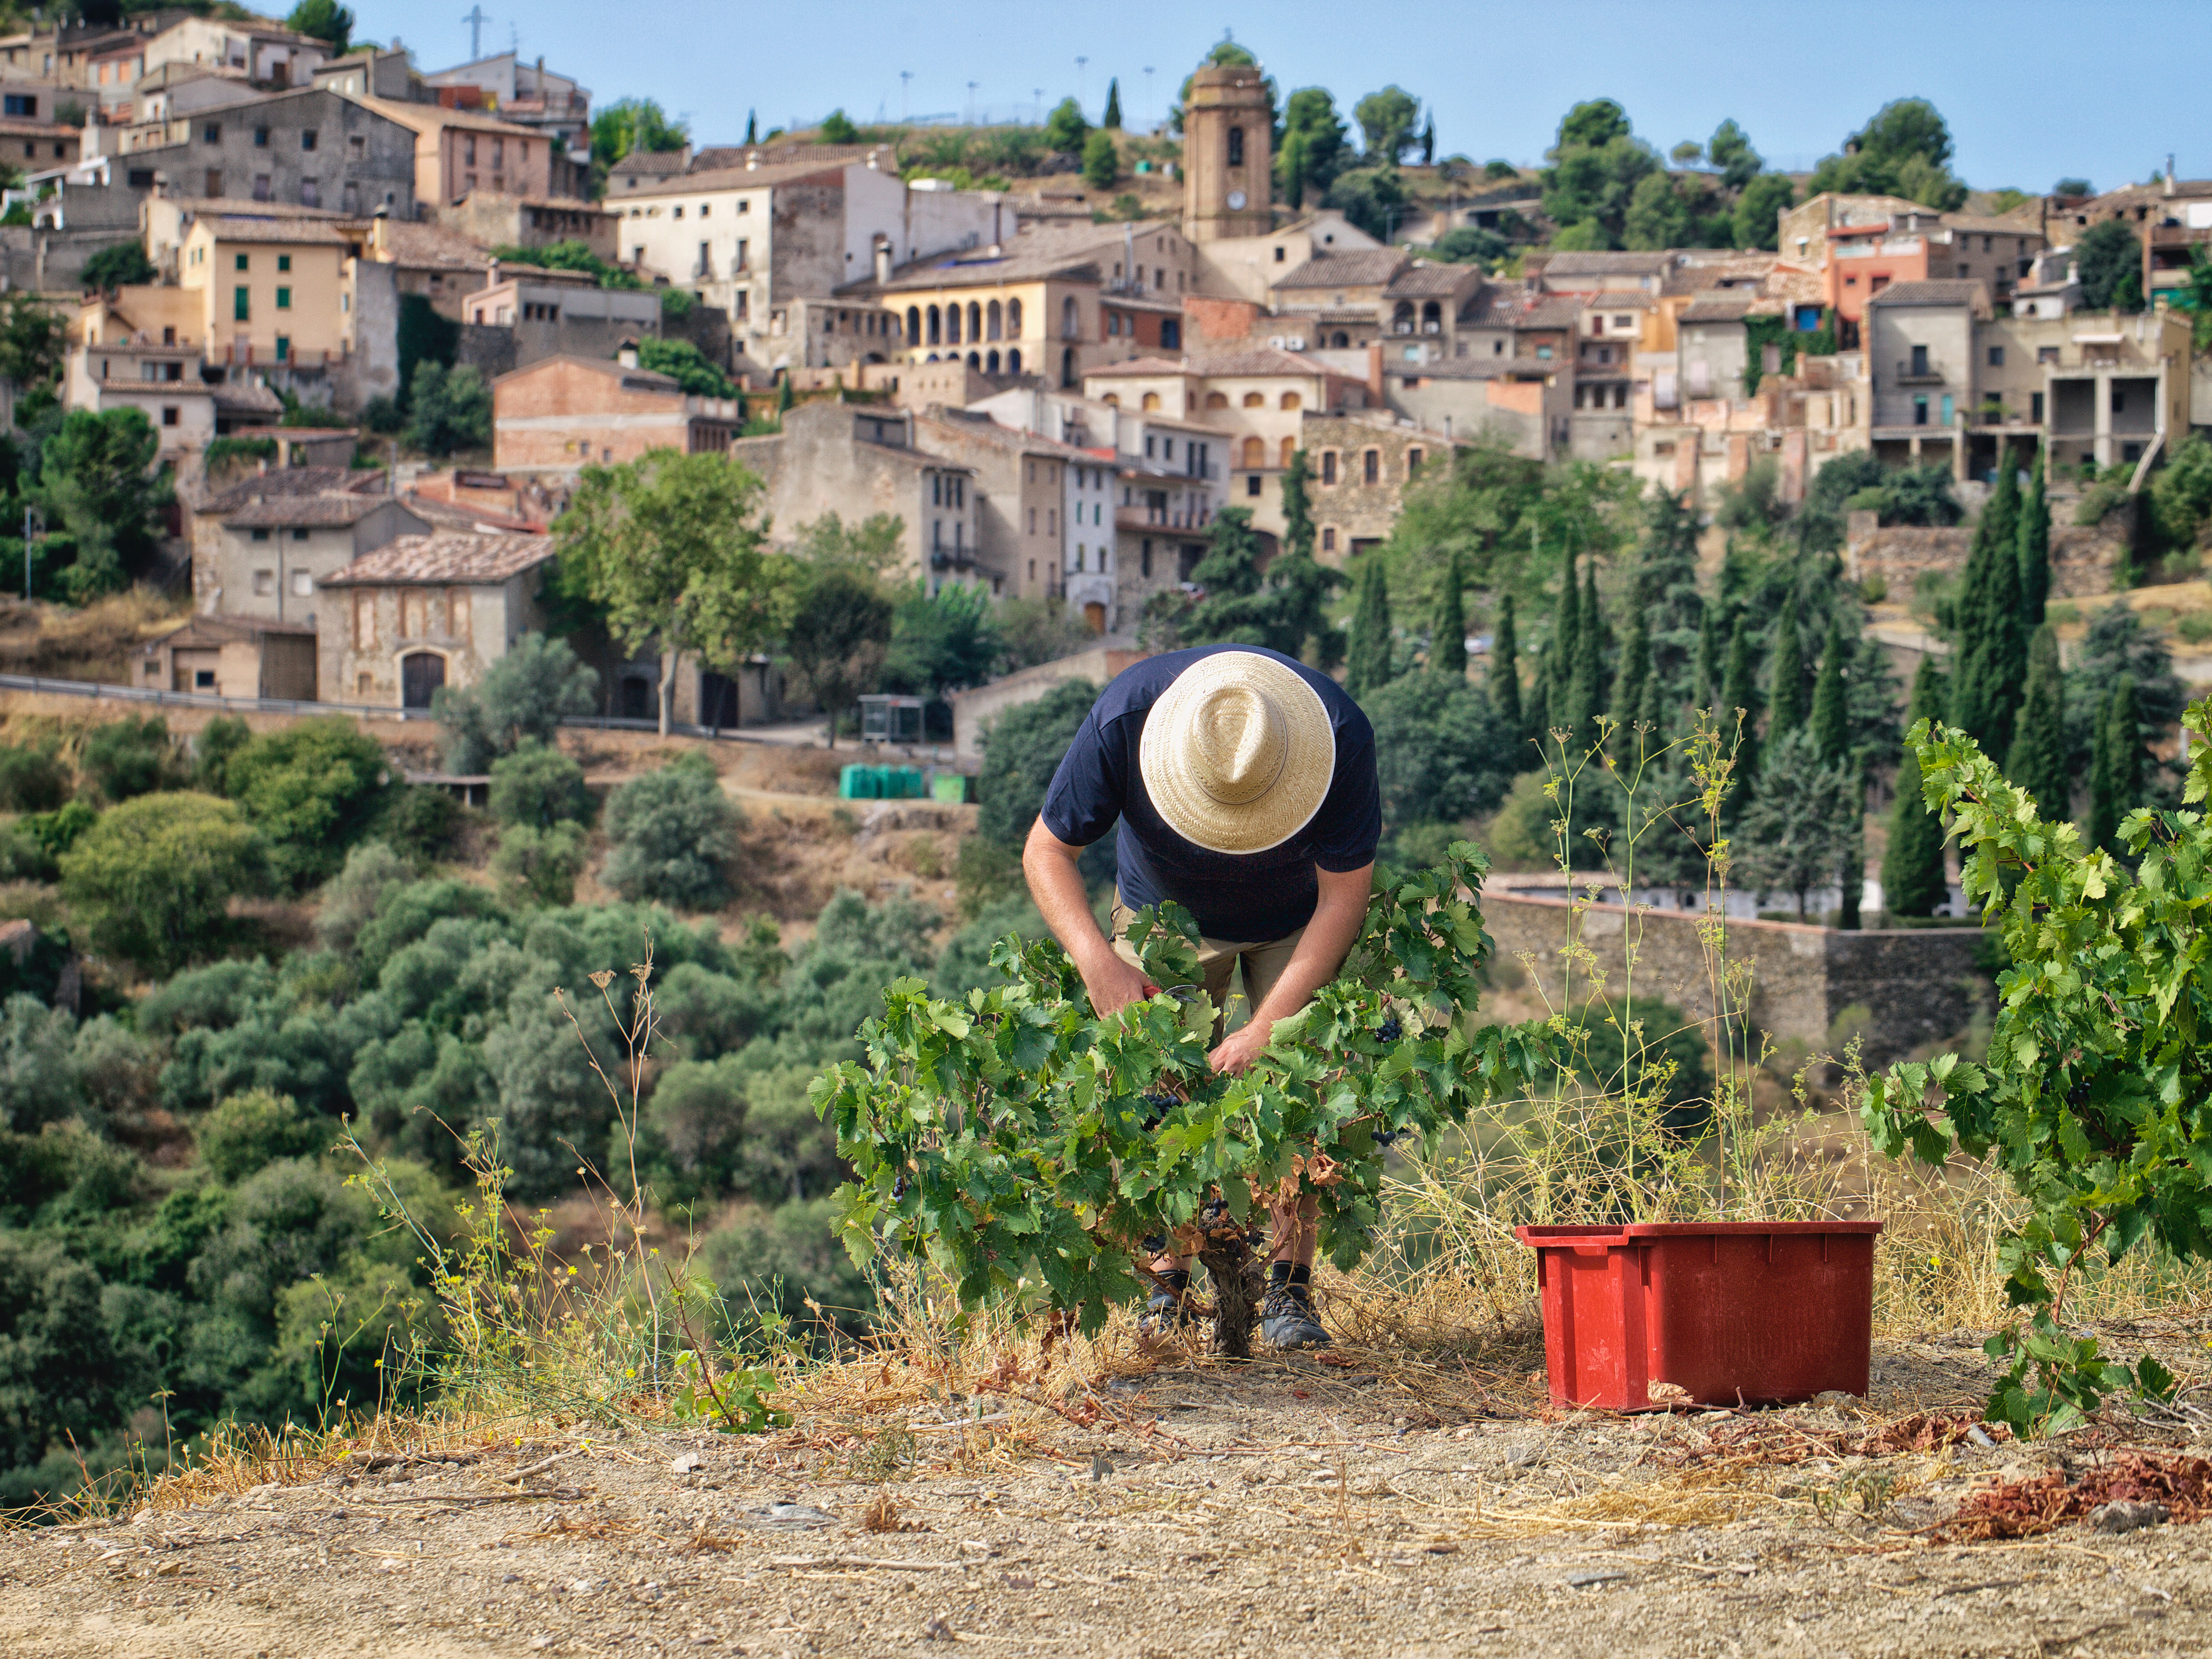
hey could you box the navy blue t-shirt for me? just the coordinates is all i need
[1039,645,1381,942]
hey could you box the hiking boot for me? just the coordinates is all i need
[1261,1281,1331,1350]
[1142,1268,1196,1334]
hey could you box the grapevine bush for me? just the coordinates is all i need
[811,844,1554,1347]
[1862,710,2212,1433]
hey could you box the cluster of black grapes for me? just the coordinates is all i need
[1377,1014,1403,1043]
[1138,1088,1178,1129]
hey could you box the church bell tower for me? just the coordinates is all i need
[1181,64,1273,244]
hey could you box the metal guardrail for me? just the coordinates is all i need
[0,673,772,743]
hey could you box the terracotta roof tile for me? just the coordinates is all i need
[1865,278,1988,307]
[1382,262,1481,298]
[321,533,556,586]
[202,467,381,513]
[1273,249,1408,289]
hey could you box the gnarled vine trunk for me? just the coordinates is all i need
[1196,1219,1267,1359]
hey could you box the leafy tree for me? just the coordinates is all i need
[81,715,177,802]
[432,632,600,771]
[40,406,170,600]
[0,741,67,811]
[1882,657,1950,916]
[284,0,351,49]
[1540,98,1659,249]
[1044,97,1089,155]
[818,109,858,144]
[557,449,790,734]
[487,739,593,829]
[1732,173,1795,251]
[1353,86,1420,163]
[1610,584,1649,728]
[1081,129,1119,191]
[0,293,63,406]
[881,580,1000,697]
[1429,225,1508,268]
[198,1088,321,1184]
[1949,461,2027,758]
[1182,506,1343,660]
[78,240,155,291]
[1322,164,1406,242]
[2150,430,2212,553]
[1490,590,1523,735]
[403,361,491,457]
[218,716,394,889]
[795,510,905,576]
[976,678,1097,856]
[1807,98,1967,210]
[1365,673,1520,832]
[784,565,894,750]
[491,821,588,907]
[59,792,261,973]
[1735,728,1856,919]
[1429,551,1466,679]
[1706,118,1762,190]
[2090,676,2143,854]
[1101,79,1122,129]
[1623,172,1690,250]
[2065,604,2181,793]
[2006,625,2068,819]
[602,751,740,910]
[488,239,641,289]
[1766,596,1807,734]
[1281,446,1314,560]
[635,338,736,397]
[1344,557,1393,699]
[2018,444,2051,625]
[1278,87,1349,206]
[591,97,689,175]
[2074,219,2141,312]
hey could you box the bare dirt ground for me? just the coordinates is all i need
[11,1323,2212,1659]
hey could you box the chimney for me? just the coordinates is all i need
[873,239,891,284]
[2165,154,2177,198]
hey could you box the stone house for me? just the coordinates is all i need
[308,47,418,103]
[62,334,214,464]
[135,14,329,93]
[911,411,1095,607]
[1864,279,1989,473]
[358,95,588,210]
[1299,412,1464,564]
[2048,174,2212,306]
[491,354,743,478]
[192,467,428,627]
[356,214,489,320]
[460,266,661,377]
[418,50,592,168]
[729,401,984,594]
[0,114,78,169]
[760,295,905,371]
[1778,195,2043,347]
[132,613,316,699]
[317,532,556,709]
[119,85,417,217]
[1187,209,1380,305]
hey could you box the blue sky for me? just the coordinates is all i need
[376,0,2207,196]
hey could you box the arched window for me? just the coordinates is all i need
[967,350,980,368]
[1241,391,1264,408]
[966,302,981,342]
[1205,390,1228,409]
[1279,436,1296,467]
[906,305,920,342]
[1392,300,1414,333]
[946,304,962,344]
[1007,347,1020,374]
[1239,436,1265,468]
[1422,300,1442,332]
[986,349,999,374]
[1279,391,1301,410]
[1100,391,1117,406]
[926,304,941,345]
[985,299,1001,340]
[1007,298,1022,337]
[1227,126,1244,167]
[1141,391,1161,411]
[1331,331,1348,348]
[1061,347,1078,388]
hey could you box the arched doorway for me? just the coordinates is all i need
[401,651,445,709]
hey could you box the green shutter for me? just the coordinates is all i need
[276,286,290,309]
[233,285,249,321]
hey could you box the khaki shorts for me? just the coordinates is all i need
[1109,896,1305,1040]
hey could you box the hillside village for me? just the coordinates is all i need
[11,10,2212,1637]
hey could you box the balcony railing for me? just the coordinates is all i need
[1893,359,1946,385]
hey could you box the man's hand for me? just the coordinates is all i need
[1024,819,1160,1020]
[1208,1020,1273,1076]
[1079,953,1157,1020]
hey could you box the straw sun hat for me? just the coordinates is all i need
[1138,650,1336,855]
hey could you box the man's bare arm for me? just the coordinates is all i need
[1209,862,1373,1075]
[1022,818,1154,1016]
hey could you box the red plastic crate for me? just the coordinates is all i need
[1515,1221,1883,1410]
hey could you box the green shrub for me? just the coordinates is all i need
[402,361,491,456]
[487,739,592,829]
[196,1088,322,1183]
[1363,674,1522,834]
[192,715,252,793]
[976,679,1094,855]
[2177,611,2212,646]
[432,633,599,772]
[58,791,261,973]
[80,717,178,802]
[491,821,588,907]
[217,716,393,889]
[1390,821,1460,870]
[0,742,69,811]
[601,752,739,911]
[373,784,460,864]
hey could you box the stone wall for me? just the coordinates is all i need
[1846,517,2123,601]
[1479,886,1988,1067]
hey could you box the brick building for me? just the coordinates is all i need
[491,354,743,477]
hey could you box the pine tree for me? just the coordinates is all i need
[1768,597,1807,736]
[1429,553,1466,679]
[1721,617,1760,782]
[1344,559,1393,699]
[1949,460,2026,755]
[2018,444,2051,627]
[1492,590,1523,734]
[2003,625,2068,819]
[1882,656,1951,918]
[1810,617,1850,764]
[1102,78,1122,129]
[2091,674,2142,853]
[1566,562,1604,750]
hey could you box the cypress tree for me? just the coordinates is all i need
[1567,562,1604,749]
[1768,597,1807,736]
[1810,617,1850,765]
[1612,587,1651,732]
[1429,553,1466,679]
[1102,78,1122,129]
[2091,674,2142,853]
[1882,656,1951,918]
[2018,444,2051,628]
[1696,607,1722,713]
[1950,460,2026,755]
[1720,617,1759,780]
[1344,559,1393,699]
[777,371,794,414]
[745,110,758,144]
[1491,590,1523,733]
[2004,624,2068,818]
[1281,448,1315,560]
[1556,542,1581,683]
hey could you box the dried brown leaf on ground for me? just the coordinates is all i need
[1946,1452,2212,1541]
